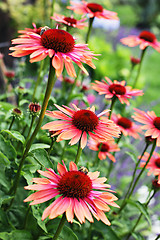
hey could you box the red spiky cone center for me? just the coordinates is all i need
[117,117,132,129]
[29,102,41,113]
[64,17,77,25]
[41,29,75,53]
[72,109,99,132]
[155,158,160,168]
[87,3,103,13]
[153,117,160,130]
[57,171,92,199]
[139,31,156,43]
[97,143,109,152]
[109,84,126,95]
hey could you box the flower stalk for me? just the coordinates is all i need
[8,60,56,205]
[108,96,117,119]
[74,138,82,164]
[85,17,94,44]
[9,116,15,130]
[52,213,66,240]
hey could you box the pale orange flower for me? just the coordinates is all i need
[24,161,119,225]
[68,1,118,20]
[42,104,120,149]
[88,138,120,162]
[120,30,160,52]
[10,28,96,77]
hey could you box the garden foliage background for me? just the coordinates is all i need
[0,0,160,240]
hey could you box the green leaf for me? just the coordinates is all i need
[31,205,48,233]
[29,143,50,152]
[126,200,151,226]
[132,232,145,240]
[0,101,15,111]
[19,99,29,106]
[28,148,53,168]
[1,130,25,144]
[0,134,16,160]
[60,225,79,240]
[0,193,13,207]
[125,151,138,164]
[0,230,33,240]
[0,151,10,166]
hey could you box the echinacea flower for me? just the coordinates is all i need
[18,23,42,35]
[42,104,120,149]
[132,108,160,146]
[51,14,87,29]
[130,56,140,66]
[111,113,141,139]
[68,1,118,20]
[88,139,120,162]
[92,77,143,105]
[140,152,160,183]
[120,30,160,52]
[24,161,119,225]
[9,28,96,77]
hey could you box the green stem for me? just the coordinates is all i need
[50,0,55,28]
[23,205,31,229]
[118,142,149,214]
[48,137,56,156]
[155,235,160,240]
[108,97,117,120]
[85,17,94,44]
[94,143,102,166]
[9,116,15,130]
[74,138,82,165]
[52,213,66,240]
[67,68,81,104]
[61,141,67,161]
[125,190,156,240]
[132,48,147,88]
[25,115,36,145]
[8,60,56,204]
[32,60,44,101]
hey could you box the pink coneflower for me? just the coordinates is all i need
[68,1,118,20]
[140,152,160,183]
[111,113,141,139]
[92,77,143,105]
[18,23,42,35]
[51,14,87,29]
[4,70,15,79]
[120,30,160,52]
[130,56,140,66]
[9,28,96,77]
[42,104,120,149]
[132,108,160,146]
[88,139,120,162]
[24,161,119,225]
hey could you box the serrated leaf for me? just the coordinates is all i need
[31,205,48,233]
[0,151,10,166]
[60,225,79,240]
[29,143,50,152]
[0,134,16,160]
[1,130,25,144]
[126,200,151,226]
[0,230,33,240]
[0,193,13,207]
[28,148,54,168]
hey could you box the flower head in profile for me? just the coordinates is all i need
[130,56,140,66]
[10,28,96,77]
[132,108,160,146]
[24,161,119,225]
[68,1,118,20]
[88,139,120,162]
[92,77,143,105]
[120,30,160,52]
[140,152,160,183]
[42,104,120,149]
[111,113,141,139]
[18,23,42,35]
[51,14,87,29]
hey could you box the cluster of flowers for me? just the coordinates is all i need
[7,0,160,237]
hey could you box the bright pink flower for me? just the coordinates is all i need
[92,77,143,105]
[132,108,160,146]
[120,30,160,52]
[10,28,96,77]
[88,139,120,162]
[140,152,160,183]
[42,104,120,149]
[68,1,118,20]
[24,161,119,225]
[111,113,141,139]
[130,56,140,65]
[18,23,42,35]
[51,14,87,29]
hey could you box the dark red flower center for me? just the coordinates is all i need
[41,29,75,53]
[36,27,43,35]
[87,3,103,13]
[117,117,132,129]
[57,171,92,199]
[97,143,109,152]
[64,17,77,25]
[29,102,41,113]
[109,84,126,95]
[152,179,160,189]
[153,117,160,130]
[72,109,99,132]
[155,158,160,168]
[13,108,22,115]
[139,31,156,43]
